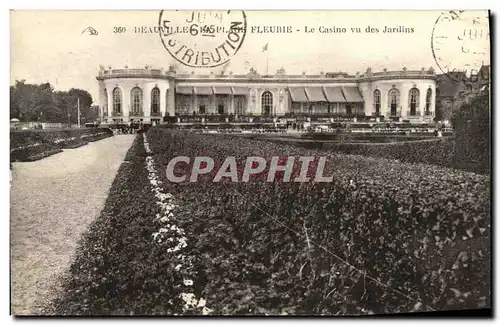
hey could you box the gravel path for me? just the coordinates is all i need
[10,135,136,315]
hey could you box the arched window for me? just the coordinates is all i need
[408,88,420,116]
[388,88,400,116]
[151,87,160,115]
[130,87,143,115]
[425,89,432,115]
[261,91,273,116]
[112,87,122,114]
[373,89,381,115]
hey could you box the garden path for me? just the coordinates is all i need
[10,134,136,315]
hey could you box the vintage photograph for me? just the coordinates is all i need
[10,10,491,316]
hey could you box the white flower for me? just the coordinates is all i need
[175,264,182,271]
[202,306,213,315]
[183,279,193,286]
[197,298,206,308]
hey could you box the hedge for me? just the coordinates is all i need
[144,130,489,315]
[49,129,490,315]
[10,128,113,162]
[48,136,187,315]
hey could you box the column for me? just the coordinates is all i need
[400,87,409,118]
[143,84,152,121]
[431,86,436,117]
[167,79,175,116]
[230,95,235,114]
[420,88,427,118]
[160,87,167,117]
[106,88,113,120]
[122,85,130,121]
[193,94,198,114]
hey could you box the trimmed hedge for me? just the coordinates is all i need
[48,136,186,316]
[147,130,489,314]
[10,128,113,162]
[50,129,490,315]
[10,143,63,162]
[283,137,488,175]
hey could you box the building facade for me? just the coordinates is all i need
[96,65,437,124]
[435,65,490,121]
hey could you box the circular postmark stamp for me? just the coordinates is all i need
[158,10,247,68]
[431,10,490,83]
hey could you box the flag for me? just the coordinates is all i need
[262,43,268,52]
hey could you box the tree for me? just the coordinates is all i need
[10,80,95,124]
[451,88,490,172]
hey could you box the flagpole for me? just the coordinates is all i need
[77,97,81,128]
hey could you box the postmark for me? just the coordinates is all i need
[158,10,247,68]
[431,10,490,83]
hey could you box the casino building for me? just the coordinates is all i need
[96,65,437,124]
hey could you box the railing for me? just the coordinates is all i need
[406,111,421,117]
[98,68,170,77]
[150,111,162,117]
[98,67,435,80]
[389,110,402,117]
[129,110,144,117]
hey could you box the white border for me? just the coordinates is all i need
[3,1,497,325]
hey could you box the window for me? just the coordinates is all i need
[425,89,432,115]
[388,88,400,116]
[216,95,225,115]
[112,87,122,114]
[175,94,191,115]
[151,87,160,115]
[346,104,353,115]
[261,91,273,116]
[235,96,244,115]
[130,87,143,115]
[408,88,419,116]
[198,95,210,114]
[291,102,301,113]
[373,89,381,115]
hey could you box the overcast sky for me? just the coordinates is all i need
[10,10,490,103]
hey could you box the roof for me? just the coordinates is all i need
[436,80,465,98]
[323,87,346,102]
[213,86,232,95]
[194,86,213,95]
[305,87,327,102]
[341,87,364,102]
[176,86,193,94]
[232,87,249,95]
[289,87,308,102]
[479,65,490,80]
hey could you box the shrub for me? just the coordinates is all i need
[50,129,490,315]
[143,129,490,314]
[10,128,113,162]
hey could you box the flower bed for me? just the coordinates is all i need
[10,143,63,162]
[10,128,113,162]
[49,136,187,315]
[144,129,490,315]
[257,135,488,175]
[49,129,490,315]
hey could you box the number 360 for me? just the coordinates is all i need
[113,26,126,33]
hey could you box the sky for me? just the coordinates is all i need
[10,10,490,104]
